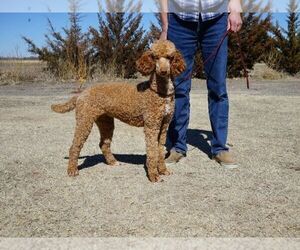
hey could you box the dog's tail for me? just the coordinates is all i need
[51,96,78,113]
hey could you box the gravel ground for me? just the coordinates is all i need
[0,79,299,237]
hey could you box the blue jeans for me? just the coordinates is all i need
[167,13,229,156]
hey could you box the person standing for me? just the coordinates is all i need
[160,0,243,167]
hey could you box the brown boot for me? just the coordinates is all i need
[212,151,238,169]
[165,150,185,165]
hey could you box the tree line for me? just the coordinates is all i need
[23,0,300,82]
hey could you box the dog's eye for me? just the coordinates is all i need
[167,55,174,60]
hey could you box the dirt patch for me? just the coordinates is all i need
[0,80,299,237]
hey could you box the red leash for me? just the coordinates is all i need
[203,29,230,65]
[181,30,250,89]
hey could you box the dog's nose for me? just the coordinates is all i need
[160,70,168,75]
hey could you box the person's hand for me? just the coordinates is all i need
[228,12,243,32]
[228,0,243,32]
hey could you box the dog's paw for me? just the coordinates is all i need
[148,173,161,183]
[159,168,172,176]
[68,168,79,177]
[109,161,122,167]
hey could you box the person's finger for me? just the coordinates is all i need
[227,18,231,31]
[159,31,167,40]
[229,17,236,32]
[237,22,243,32]
[234,23,239,32]
[233,21,241,32]
[232,23,237,32]
[161,33,167,40]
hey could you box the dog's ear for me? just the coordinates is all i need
[170,50,186,78]
[136,50,155,76]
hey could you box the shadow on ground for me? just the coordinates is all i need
[187,129,213,158]
[64,129,214,171]
[75,154,146,170]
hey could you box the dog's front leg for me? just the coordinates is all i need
[144,125,160,182]
[158,121,172,176]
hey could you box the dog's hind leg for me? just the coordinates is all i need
[96,115,118,166]
[68,114,94,177]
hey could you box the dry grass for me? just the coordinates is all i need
[0,59,136,85]
[1,59,298,86]
[91,62,131,82]
[0,60,55,84]
[250,63,289,80]
[0,80,299,237]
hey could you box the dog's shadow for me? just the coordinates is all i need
[64,154,146,171]
[64,129,213,171]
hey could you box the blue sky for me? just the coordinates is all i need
[0,0,293,12]
[0,13,158,57]
[0,0,157,12]
[0,0,297,57]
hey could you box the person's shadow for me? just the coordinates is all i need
[65,129,213,171]
[187,129,213,159]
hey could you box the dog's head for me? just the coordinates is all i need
[136,40,186,79]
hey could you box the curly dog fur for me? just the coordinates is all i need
[51,40,186,182]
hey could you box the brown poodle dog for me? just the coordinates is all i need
[51,40,186,182]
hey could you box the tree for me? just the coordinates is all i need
[90,0,149,78]
[23,0,91,82]
[227,0,273,77]
[271,0,300,75]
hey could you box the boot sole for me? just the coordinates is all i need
[213,158,239,169]
[165,156,185,166]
